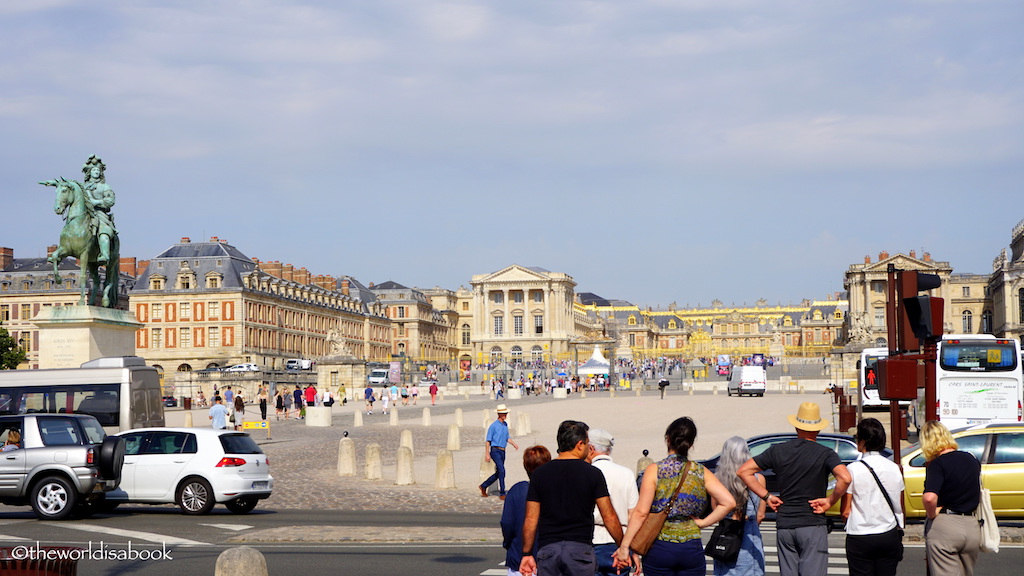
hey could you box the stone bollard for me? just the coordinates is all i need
[482,409,490,428]
[400,429,414,457]
[338,437,356,476]
[463,392,470,400]
[215,546,268,576]
[635,389,642,397]
[184,411,193,428]
[390,407,398,426]
[436,449,456,489]
[580,390,587,399]
[552,388,568,399]
[483,418,492,432]
[447,424,461,451]
[305,406,332,427]
[455,408,464,428]
[609,387,616,398]
[354,409,363,427]
[365,443,382,480]
[689,386,694,395]
[636,456,655,476]
[395,446,415,486]
[713,385,718,395]
[515,412,532,437]
[480,453,496,483]
[422,407,431,427]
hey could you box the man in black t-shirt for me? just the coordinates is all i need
[738,402,851,576]
[520,420,622,576]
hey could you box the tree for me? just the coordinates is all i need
[0,325,27,370]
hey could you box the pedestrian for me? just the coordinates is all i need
[712,436,767,576]
[382,389,391,415]
[208,396,228,430]
[614,417,736,576]
[304,384,317,409]
[658,378,670,399]
[283,389,293,417]
[293,385,304,419]
[364,385,376,414]
[401,385,409,405]
[429,381,439,405]
[827,418,903,576]
[480,404,520,499]
[232,394,245,431]
[322,387,334,407]
[738,402,852,576]
[587,429,639,576]
[258,386,268,421]
[274,388,284,420]
[223,385,234,406]
[920,420,981,576]
[410,383,419,405]
[519,420,623,576]
[501,446,552,576]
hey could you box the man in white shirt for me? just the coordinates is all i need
[587,428,639,576]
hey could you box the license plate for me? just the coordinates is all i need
[252,481,268,490]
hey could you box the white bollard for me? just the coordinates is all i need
[436,449,456,489]
[365,443,382,480]
[354,409,363,427]
[447,424,461,451]
[636,456,655,476]
[338,437,356,476]
[713,385,718,395]
[515,412,531,437]
[482,409,490,428]
[635,389,642,397]
[390,407,398,426]
[455,408,464,428]
[305,406,332,427]
[184,411,193,428]
[553,388,568,399]
[580,390,587,398]
[422,407,431,427]
[215,546,268,576]
[395,446,415,486]
[609,387,616,398]
[400,429,414,458]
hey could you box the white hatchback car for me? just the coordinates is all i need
[105,428,273,514]
[224,363,260,372]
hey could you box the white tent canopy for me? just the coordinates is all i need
[578,346,612,376]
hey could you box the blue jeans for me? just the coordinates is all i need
[642,539,704,576]
[536,541,595,576]
[481,448,507,495]
[594,543,630,576]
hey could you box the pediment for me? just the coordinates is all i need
[479,264,553,283]
[863,254,936,273]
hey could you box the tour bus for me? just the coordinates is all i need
[912,335,1023,431]
[0,356,165,433]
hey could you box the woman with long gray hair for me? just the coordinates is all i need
[711,436,767,576]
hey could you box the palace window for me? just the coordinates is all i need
[149,276,165,290]
[21,304,31,319]
[871,281,885,293]
[179,302,190,319]
[206,273,223,289]
[493,315,504,336]
[397,307,405,318]
[208,302,220,319]
[462,324,471,346]
[492,292,503,304]
[834,311,843,320]
[629,333,636,346]
[962,286,971,297]
[874,307,885,328]
[208,327,220,347]
[513,315,523,335]
[490,346,502,360]
[513,291,523,304]
[783,316,793,327]
[628,315,637,325]
[982,310,993,334]
[962,310,973,333]
[1019,289,1024,324]
[531,346,543,361]
[534,315,543,335]
[151,328,162,349]
[511,345,523,359]
[152,304,163,320]
[179,327,191,348]
[0,305,8,321]
[533,291,543,303]
[668,320,677,330]
[462,302,469,311]
[812,310,823,320]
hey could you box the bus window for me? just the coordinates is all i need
[940,342,1018,371]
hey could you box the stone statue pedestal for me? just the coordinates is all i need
[31,306,142,369]
[317,354,366,402]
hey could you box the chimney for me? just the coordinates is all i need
[119,257,138,277]
[909,250,916,259]
[180,237,191,243]
[295,267,310,285]
[0,247,12,271]
[264,261,283,278]
[879,251,889,260]
[864,255,871,264]
[923,252,932,262]
[341,279,350,296]
[283,264,294,282]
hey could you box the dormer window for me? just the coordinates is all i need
[205,272,223,289]
[149,275,166,290]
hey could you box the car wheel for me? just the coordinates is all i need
[177,477,215,515]
[97,436,126,482]
[726,388,732,396]
[31,475,78,520]
[225,497,258,514]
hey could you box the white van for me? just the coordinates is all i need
[367,368,390,386]
[285,358,314,371]
[728,366,766,397]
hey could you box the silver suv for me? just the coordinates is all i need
[0,414,124,520]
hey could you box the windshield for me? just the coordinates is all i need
[940,342,1018,372]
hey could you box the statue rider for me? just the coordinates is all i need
[81,155,117,265]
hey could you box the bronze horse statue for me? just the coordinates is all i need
[40,176,120,307]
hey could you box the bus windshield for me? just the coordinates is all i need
[939,342,1018,372]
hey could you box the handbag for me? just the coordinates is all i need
[630,461,691,555]
[860,460,904,537]
[704,507,745,562]
[976,480,999,553]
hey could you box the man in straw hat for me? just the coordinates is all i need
[737,402,852,576]
[480,404,519,499]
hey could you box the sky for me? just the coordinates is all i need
[2,1,1022,309]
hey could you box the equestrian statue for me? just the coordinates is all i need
[39,155,121,308]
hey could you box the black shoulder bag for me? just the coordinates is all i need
[704,498,746,562]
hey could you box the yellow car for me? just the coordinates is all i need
[901,423,1024,518]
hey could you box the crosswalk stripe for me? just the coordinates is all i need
[41,523,208,547]
[198,523,253,532]
[479,570,506,576]
[0,533,33,541]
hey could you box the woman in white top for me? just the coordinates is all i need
[839,418,905,576]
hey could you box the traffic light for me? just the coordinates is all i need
[876,356,923,400]
[896,271,943,351]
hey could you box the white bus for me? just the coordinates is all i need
[858,347,890,410]
[0,356,165,433]
[918,335,1024,430]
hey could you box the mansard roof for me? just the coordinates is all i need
[133,239,256,291]
[373,280,409,290]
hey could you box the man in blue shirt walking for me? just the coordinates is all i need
[480,404,519,499]
[208,396,229,430]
